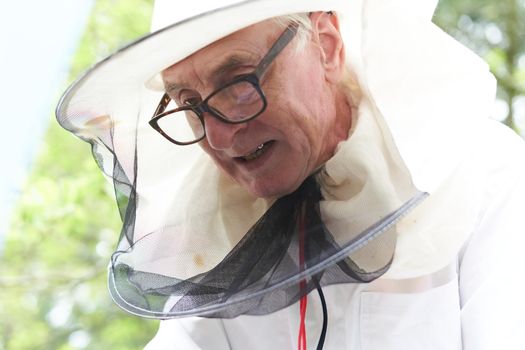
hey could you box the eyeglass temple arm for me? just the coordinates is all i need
[153,92,172,118]
[253,23,299,78]
[153,23,299,120]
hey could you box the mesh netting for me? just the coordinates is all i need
[107,175,424,318]
[55,0,426,318]
[57,81,425,318]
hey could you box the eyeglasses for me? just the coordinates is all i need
[149,24,298,145]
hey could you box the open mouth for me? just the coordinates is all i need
[239,141,275,162]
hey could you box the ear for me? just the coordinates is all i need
[309,12,345,84]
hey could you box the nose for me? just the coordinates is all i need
[203,113,247,150]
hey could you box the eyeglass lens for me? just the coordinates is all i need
[156,108,205,144]
[158,79,264,143]
[207,80,265,121]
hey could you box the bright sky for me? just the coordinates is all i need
[0,0,93,249]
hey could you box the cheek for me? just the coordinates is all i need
[198,139,212,154]
[261,88,326,161]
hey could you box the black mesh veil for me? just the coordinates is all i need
[57,76,425,318]
[56,2,427,319]
[108,173,424,318]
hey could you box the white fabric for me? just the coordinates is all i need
[145,120,525,349]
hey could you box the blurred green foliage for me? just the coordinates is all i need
[434,0,525,133]
[1,1,524,350]
[0,0,157,349]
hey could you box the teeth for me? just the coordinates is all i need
[243,143,268,161]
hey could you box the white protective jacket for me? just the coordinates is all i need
[145,120,525,350]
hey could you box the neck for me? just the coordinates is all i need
[316,87,353,167]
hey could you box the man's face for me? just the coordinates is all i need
[162,14,350,198]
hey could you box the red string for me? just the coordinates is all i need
[298,293,307,350]
[298,204,307,350]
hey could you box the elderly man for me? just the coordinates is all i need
[57,0,525,349]
[155,13,351,199]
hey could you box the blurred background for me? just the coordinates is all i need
[0,0,523,349]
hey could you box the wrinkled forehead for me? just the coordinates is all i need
[161,18,282,90]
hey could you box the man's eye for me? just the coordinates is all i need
[178,91,201,106]
[183,97,201,106]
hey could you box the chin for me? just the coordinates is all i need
[243,177,303,199]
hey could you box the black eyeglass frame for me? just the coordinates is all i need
[149,23,299,145]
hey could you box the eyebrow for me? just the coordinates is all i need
[164,53,259,94]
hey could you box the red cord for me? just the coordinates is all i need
[298,293,307,350]
[298,204,307,350]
